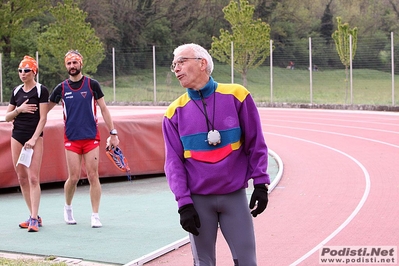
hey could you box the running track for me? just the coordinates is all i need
[143,108,399,266]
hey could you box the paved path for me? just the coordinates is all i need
[143,108,399,266]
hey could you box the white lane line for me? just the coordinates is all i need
[258,107,399,116]
[265,133,371,266]
[124,148,284,266]
[267,148,284,193]
[265,125,399,149]
[263,119,399,134]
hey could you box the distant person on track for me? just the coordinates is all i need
[48,50,119,228]
[5,55,49,232]
[163,43,270,265]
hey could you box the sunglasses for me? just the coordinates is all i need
[65,50,83,57]
[18,69,32,73]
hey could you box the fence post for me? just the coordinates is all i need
[153,45,156,104]
[112,47,116,102]
[391,32,395,106]
[0,53,2,103]
[349,35,353,105]
[270,40,273,103]
[36,51,39,83]
[231,41,234,84]
[309,37,313,104]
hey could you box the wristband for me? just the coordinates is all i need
[110,129,118,135]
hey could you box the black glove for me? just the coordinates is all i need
[249,184,269,217]
[178,204,201,236]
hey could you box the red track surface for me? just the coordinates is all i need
[144,108,399,266]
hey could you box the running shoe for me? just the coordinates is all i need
[28,218,39,232]
[64,206,77,225]
[105,145,132,181]
[19,216,42,228]
[91,215,102,228]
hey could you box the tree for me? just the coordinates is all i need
[37,0,105,81]
[320,0,333,44]
[331,16,358,104]
[0,0,49,54]
[0,0,50,99]
[165,0,230,48]
[80,0,120,49]
[254,0,279,21]
[210,0,271,87]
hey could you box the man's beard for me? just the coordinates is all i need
[68,68,81,76]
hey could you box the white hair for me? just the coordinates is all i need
[173,43,214,75]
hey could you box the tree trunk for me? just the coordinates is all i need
[242,73,248,88]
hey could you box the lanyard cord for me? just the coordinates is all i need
[192,90,216,132]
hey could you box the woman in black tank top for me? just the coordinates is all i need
[4,55,49,232]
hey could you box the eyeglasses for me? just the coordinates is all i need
[170,57,202,72]
[18,69,32,73]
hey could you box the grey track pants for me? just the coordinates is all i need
[190,189,257,266]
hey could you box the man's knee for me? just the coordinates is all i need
[87,173,100,184]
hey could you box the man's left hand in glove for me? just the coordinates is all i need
[249,184,269,217]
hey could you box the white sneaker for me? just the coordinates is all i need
[64,205,77,225]
[91,215,102,228]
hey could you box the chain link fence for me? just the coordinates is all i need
[1,35,398,109]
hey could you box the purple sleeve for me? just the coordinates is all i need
[239,94,270,185]
[162,115,194,208]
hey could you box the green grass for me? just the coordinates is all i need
[95,64,399,106]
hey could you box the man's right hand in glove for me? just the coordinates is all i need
[178,204,201,236]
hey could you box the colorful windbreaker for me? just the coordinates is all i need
[162,77,270,208]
